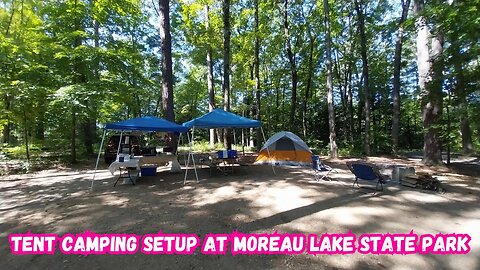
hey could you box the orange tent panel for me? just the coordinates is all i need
[255,150,312,163]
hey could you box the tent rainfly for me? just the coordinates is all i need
[182,109,274,183]
[255,131,312,166]
[90,116,192,189]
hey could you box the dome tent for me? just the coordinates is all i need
[255,131,312,166]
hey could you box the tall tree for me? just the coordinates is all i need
[324,0,338,158]
[414,0,443,165]
[445,1,475,154]
[453,51,474,154]
[254,0,261,149]
[159,0,176,149]
[354,0,371,155]
[392,0,411,154]
[282,0,298,132]
[222,0,231,149]
[205,4,216,149]
[71,0,85,163]
[302,31,315,138]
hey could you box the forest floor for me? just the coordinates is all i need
[0,155,479,269]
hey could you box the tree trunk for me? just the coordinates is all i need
[35,113,45,141]
[283,0,298,133]
[302,34,315,138]
[347,72,353,143]
[159,0,176,151]
[414,0,443,165]
[354,0,370,155]
[392,0,411,154]
[23,109,30,162]
[324,0,338,158]
[205,4,216,149]
[5,0,15,36]
[422,33,444,165]
[71,0,81,163]
[83,117,94,156]
[3,94,12,144]
[71,108,76,163]
[247,65,254,146]
[223,0,232,149]
[254,0,262,150]
[453,51,474,154]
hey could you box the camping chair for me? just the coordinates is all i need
[346,161,386,192]
[312,155,334,181]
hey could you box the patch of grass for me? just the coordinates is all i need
[178,141,256,153]
[2,145,42,159]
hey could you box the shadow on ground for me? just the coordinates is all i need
[0,156,479,270]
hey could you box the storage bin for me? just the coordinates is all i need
[140,166,157,176]
[217,150,237,159]
[228,150,237,158]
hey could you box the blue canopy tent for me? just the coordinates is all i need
[182,109,274,184]
[183,108,261,129]
[105,117,189,133]
[90,116,192,189]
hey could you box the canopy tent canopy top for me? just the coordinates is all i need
[182,108,261,129]
[105,116,188,133]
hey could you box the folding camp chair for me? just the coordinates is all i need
[312,155,334,181]
[346,161,386,192]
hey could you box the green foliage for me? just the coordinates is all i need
[2,145,40,159]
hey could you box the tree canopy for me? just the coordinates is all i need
[1,0,479,164]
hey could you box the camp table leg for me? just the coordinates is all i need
[114,167,136,186]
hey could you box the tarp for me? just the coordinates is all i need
[182,108,260,129]
[106,116,188,133]
[255,131,312,166]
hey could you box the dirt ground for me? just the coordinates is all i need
[0,155,479,270]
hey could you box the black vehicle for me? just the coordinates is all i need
[104,135,142,164]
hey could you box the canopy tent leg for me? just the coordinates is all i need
[90,129,107,190]
[183,143,191,184]
[183,128,199,184]
[261,127,275,174]
[233,129,236,150]
[191,128,199,182]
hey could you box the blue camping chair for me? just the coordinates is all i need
[312,155,334,181]
[347,161,386,192]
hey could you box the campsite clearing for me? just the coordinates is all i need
[0,156,479,269]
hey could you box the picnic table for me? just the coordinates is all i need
[108,155,180,186]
